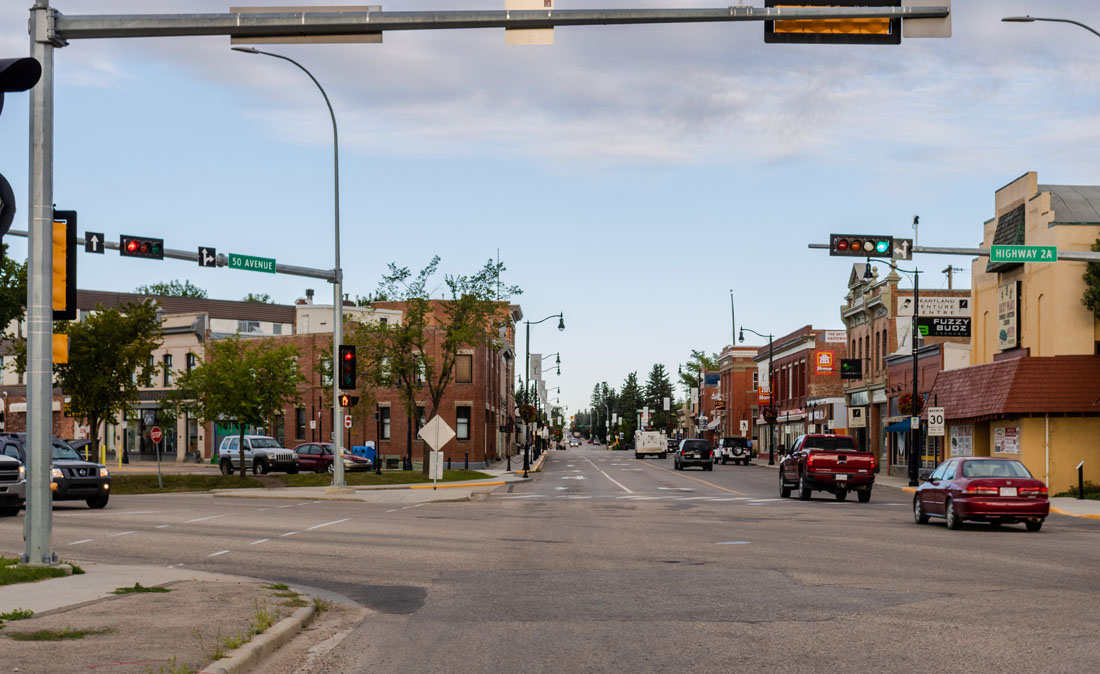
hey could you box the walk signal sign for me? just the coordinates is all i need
[339,394,360,407]
[830,234,893,257]
[764,1,901,45]
[120,235,164,259]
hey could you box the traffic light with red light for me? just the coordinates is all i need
[830,234,893,257]
[338,345,356,390]
[120,234,164,260]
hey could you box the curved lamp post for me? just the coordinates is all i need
[523,313,564,476]
[740,327,776,465]
[1002,15,1100,39]
[232,46,347,486]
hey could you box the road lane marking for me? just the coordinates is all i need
[561,476,586,480]
[155,524,170,529]
[658,487,694,491]
[583,457,634,493]
[116,511,159,515]
[276,504,295,509]
[69,538,94,545]
[108,531,135,537]
[385,508,400,512]
[281,531,299,537]
[306,518,351,531]
[184,514,227,523]
[250,539,270,545]
[208,550,230,557]
[638,462,747,495]
[717,541,750,545]
[748,499,781,503]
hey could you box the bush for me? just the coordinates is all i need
[1054,480,1100,499]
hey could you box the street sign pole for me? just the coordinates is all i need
[151,426,163,490]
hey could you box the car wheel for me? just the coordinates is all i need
[743,459,751,466]
[86,493,109,509]
[706,463,713,471]
[913,495,929,524]
[857,489,872,504]
[798,473,812,501]
[326,463,335,474]
[635,453,641,460]
[945,498,962,529]
[0,506,19,517]
[253,459,269,475]
[220,460,234,475]
[779,476,791,499]
[1026,520,1043,532]
[835,490,848,502]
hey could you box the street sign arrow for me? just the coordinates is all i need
[198,246,217,267]
[893,238,913,261]
[84,231,103,254]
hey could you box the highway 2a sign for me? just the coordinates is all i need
[990,245,1057,263]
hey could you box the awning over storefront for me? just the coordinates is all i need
[885,419,913,433]
[706,419,721,430]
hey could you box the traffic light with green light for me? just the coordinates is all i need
[830,234,893,257]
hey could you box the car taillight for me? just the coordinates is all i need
[807,455,816,470]
[870,455,876,472]
[1019,486,1048,497]
[963,486,999,495]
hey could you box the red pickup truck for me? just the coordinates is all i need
[778,434,875,503]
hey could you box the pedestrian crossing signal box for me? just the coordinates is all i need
[765,1,901,45]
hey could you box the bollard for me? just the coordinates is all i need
[507,452,511,471]
[464,452,469,470]
[1078,460,1086,500]
[447,456,452,470]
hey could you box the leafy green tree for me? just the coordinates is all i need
[1082,238,1100,318]
[53,300,163,455]
[0,244,27,336]
[166,335,305,478]
[134,279,207,298]
[644,363,676,432]
[617,372,642,442]
[679,349,719,393]
[356,257,521,473]
[241,292,273,304]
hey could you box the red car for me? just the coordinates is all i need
[778,434,875,502]
[913,457,1049,531]
[292,443,373,473]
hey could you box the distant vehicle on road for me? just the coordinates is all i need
[292,443,372,473]
[913,457,1049,531]
[568,438,580,447]
[634,430,668,460]
[0,433,110,509]
[715,437,752,465]
[778,434,874,502]
[674,439,713,471]
[218,435,300,475]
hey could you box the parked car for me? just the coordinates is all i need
[715,437,753,465]
[778,434,875,502]
[913,457,1049,531]
[674,439,713,471]
[217,435,300,475]
[292,443,372,473]
[0,453,26,517]
[0,433,111,509]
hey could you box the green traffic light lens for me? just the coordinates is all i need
[876,240,890,254]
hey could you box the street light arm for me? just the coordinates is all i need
[1002,16,1100,39]
[525,312,564,327]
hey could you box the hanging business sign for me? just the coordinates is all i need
[916,316,971,337]
[847,406,866,428]
[897,296,971,317]
[703,372,720,387]
[840,358,863,380]
[997,281,1020,351]
[814,350,835,374]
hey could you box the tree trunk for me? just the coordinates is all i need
[238,422,247,479]
[88,416,100,462]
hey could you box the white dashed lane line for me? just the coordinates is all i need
[183,514,227,524]
[108,531,135,537]
[69,538,94,545]
[306,518,351,531]
[155,524,170,529]
[250,539,270,545]
[207,550,230,557]
[281,531,299,537]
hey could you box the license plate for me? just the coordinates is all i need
[999,487,1017,497]
[834,474,848,481]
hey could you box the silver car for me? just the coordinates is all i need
[218,435,300,475]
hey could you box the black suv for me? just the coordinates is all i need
[0,434,111,509]
[674,439,713,471]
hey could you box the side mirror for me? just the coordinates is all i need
[918,468,933,482]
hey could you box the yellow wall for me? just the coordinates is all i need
[974,416,1100,493]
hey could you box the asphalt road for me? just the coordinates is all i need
[3,444,1099,673]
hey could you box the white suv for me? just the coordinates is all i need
[218,435,300,475]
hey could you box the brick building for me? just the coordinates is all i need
[717,345,759,440]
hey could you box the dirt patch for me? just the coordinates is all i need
[2,578,287,673]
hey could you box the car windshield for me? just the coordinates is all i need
[52,442,82,461]
[682,440,708,451]
[961,459,1031,479]
[249,437,283,449]
[801,437,859,452]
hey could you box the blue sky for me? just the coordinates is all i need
[3,1,1100,416]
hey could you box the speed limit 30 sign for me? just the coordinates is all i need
[927,407,945,437]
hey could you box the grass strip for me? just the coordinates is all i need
[6,626,113,641]
[279,469,492,488]
[109,474,264,494]
[0,556,69,586]
[111,582,171,595]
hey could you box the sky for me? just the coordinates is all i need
[3,1,1100,418]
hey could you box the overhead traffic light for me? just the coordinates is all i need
[120,235,164,259]
[52,210,77,321]
[339,394,360,407]
[0,57,43,261]
[338,345,356,390]
[764,1,901,45]
[830,234,893,257]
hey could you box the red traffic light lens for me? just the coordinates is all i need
[836,239,849,252]
[127,240,140,252]
[344,352,354,360]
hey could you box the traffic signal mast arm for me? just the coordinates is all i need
[810,241,1100,263]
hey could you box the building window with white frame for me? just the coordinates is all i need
[456,406,471,440]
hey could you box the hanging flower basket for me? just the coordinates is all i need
[898,393,924,416]
[763,408,779,424]
[519,404,537,424]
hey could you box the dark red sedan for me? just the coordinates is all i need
[292,443,373,473]
[913,457,1049,531]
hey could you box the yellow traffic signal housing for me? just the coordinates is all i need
[52,209,77,320]
[765,1,901,45]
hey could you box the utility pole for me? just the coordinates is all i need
[942,265,963,289]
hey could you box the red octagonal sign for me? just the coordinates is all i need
[150,426,163,444]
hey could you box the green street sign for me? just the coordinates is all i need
[228,253,276,274]
[990,245,1057,263]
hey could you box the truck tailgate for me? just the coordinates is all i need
[809,451,874,478]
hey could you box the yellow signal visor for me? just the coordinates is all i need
[774,16,891,35]
[53,333,69,364]
[52,219,68,312]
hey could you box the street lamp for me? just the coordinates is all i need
[678,364,705,440]
[232,46,347,487]
[524,312,565,476]
[1002,15,1100,39]
[740,327,776,465]
[884,259,923,487]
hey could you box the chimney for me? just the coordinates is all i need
[304,288,314,304]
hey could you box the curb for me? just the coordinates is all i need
[409,481,505,490]
[510,452,547,476]
[200,604,316,674]
[1050,506,1100,520]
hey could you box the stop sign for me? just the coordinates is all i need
[150,426,163,444]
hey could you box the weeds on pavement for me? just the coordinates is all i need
[111,582,172,595]
[6,626,114,641]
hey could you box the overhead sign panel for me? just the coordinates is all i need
[505,0,555,45]
[916,316,970,337]
[990,245,1057,263]
[897,296,970,317]
[228,252,276,274]
[765,1,901,45]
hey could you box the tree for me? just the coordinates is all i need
[166,335,305,478]
[53,300,162,455]
[617,372,642,442]
[134,279,207,298]
[0,244,27,335]
[679,349,719,393]
[644,363,676,432]
[1082,237,1100,318]
[356,256,521,473]
[241,292,273,304]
